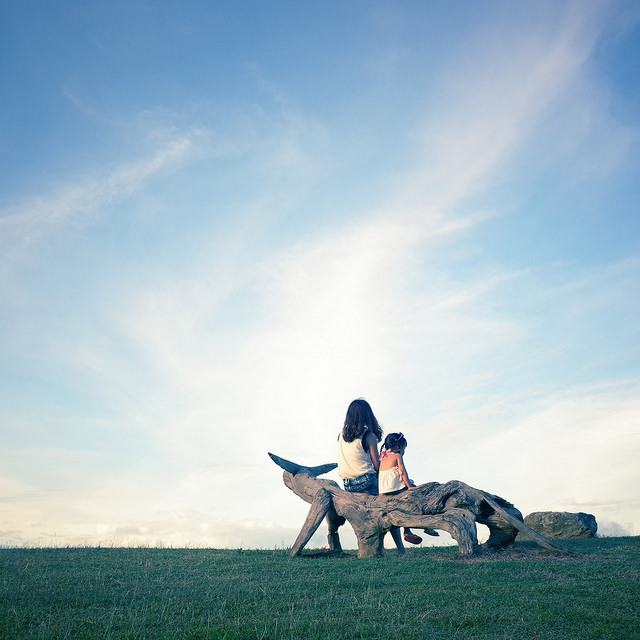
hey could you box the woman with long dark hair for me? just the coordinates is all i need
[337,398,382,495]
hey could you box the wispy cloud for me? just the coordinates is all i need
[406,378,640,534]
[395,1,613,214]
[0,133,198,279]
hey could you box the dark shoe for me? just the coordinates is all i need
[404,533,422,545]
[423,528,439,537]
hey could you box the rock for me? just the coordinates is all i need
[524,511,597,539]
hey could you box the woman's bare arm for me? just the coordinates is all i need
[364,431,380,472]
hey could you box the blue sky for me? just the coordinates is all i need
[1,0,639,549]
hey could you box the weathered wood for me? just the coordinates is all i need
[325,508,345,553]
[475,494,521,549]
[386,507,478,556]
[268,453,337,478]
[269,452,571,558]
[290,488,332,556]
[479,493,572,553]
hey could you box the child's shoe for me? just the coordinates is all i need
[403,532,423,545]
[423,528,439,537]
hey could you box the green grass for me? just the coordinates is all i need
[1,537,638,639]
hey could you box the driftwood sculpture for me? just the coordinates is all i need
[269,452,569,558]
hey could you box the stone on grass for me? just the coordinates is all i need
[524,511,597,539]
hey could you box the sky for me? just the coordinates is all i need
[1,0,639,550]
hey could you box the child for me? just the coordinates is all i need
[379,432,439,544]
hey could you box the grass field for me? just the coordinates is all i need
[1,537,638,639]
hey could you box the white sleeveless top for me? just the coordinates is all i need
[379,466,405,494]
[337,428,375,479]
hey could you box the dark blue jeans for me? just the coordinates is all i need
[343,472,378,495]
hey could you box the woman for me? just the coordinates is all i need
[337,398,383,495]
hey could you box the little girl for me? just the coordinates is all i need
[379,432,438,544]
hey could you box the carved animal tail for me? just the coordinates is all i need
[268,452,337,478]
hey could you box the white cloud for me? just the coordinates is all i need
[403,380,640,535]
[2,135,194,229]
[0,133,198,281]
[395,3,606,210]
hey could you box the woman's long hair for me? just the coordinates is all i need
[342,398,383,443]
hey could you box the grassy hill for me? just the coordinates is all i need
[1,536,638,639]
